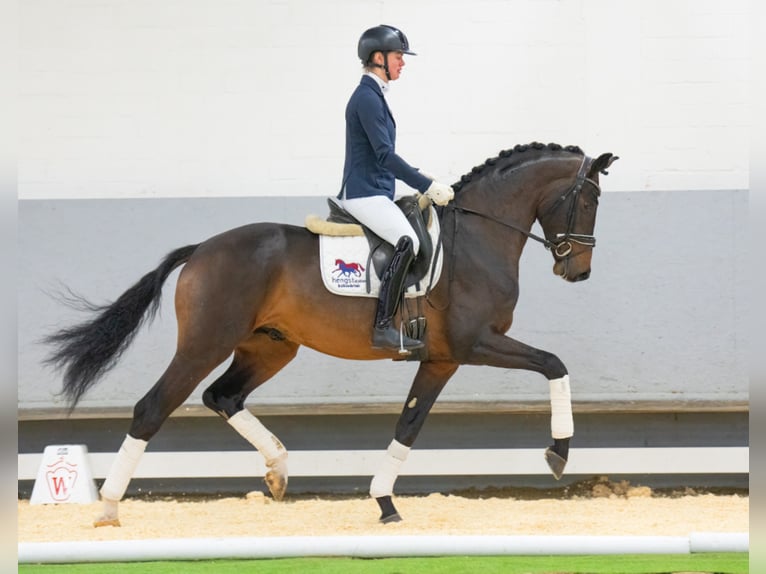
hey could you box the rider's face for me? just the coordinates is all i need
[372,51,405,81]
[385,51,405,81]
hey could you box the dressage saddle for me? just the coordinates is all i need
[326,195,435,290]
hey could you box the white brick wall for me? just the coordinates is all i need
[19,0,749,199]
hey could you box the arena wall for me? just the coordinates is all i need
[18,190,747,414]
[18,0,749,414]
[17,1,749,493]
[20,0,748,201]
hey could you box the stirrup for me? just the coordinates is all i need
[372,323,423,354]
[398,323,414,355]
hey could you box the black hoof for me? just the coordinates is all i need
[545,447,567,480]
[375,495,403,524]
[381,512,402,524]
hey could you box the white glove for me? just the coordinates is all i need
[424,180,455,206]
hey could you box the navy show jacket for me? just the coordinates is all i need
[341,75,432,200]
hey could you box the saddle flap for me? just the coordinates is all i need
[370,195,434,288]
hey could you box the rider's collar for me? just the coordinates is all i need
[365,71,389,95]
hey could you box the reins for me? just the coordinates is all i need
[447,203,555,249]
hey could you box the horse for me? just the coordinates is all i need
[44,141,617,526]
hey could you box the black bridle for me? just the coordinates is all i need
[425,155,602,307]
[447,155,600,258]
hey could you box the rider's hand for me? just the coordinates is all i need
[425,181,455,206]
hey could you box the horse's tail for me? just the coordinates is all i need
[44,244,200,411]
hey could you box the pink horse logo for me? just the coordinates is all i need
[333,259,365,277]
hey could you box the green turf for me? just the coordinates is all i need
[18,553,749,574]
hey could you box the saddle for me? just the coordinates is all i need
[316,194,435,290]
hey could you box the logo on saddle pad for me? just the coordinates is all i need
[331,259,366,290]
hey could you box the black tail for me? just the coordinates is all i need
[44,244,200,411]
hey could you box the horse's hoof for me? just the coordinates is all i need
[380,512,402,524]
[545,447,567,480]
[264,470,287,501]
[375,495,403,524]
[93,517,121,528]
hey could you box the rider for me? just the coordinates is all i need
[339,24,454,353]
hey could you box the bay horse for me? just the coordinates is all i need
[44,141,617,526]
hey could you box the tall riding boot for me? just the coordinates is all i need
[372,236,424,353]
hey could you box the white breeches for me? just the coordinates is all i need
[340,195,420,255]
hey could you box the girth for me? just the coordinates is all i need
[326,195,434,289]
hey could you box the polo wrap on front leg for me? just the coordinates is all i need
[100,434,147,502]
[549,374,574,439]
[370,439,410,498]
[228,409,287,466]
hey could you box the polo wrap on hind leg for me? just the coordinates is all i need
[549,374,574,438]
[370,439,410,498]
[228,409,287,463]
[100,434,147,501]
[228,409,288,499]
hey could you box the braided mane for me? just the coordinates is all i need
[452,141,583,193]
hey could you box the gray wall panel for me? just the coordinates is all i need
[18,190,748,414]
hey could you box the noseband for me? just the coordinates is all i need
[449,155,601,257]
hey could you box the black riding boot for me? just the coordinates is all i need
[372,236,424,353]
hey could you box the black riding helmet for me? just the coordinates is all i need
[357,25,416,80]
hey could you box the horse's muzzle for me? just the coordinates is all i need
[553,256,592,282]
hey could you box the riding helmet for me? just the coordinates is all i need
[357,25,416,64]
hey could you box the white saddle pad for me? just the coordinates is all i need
[319,206,443,298]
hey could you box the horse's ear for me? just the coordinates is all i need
[588,153,619,177]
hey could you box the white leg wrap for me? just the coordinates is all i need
[228,409,287,466]
[549,374,574,438]
[100,434,147,502]
[370,439,410,498]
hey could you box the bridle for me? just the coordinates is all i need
[447,155,601,259]
[426,154,602,308]
[539,155,599,258]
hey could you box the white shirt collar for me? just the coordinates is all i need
[365,71,389,94]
